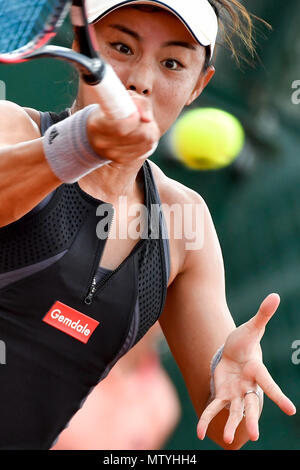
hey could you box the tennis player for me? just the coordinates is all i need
[0,0,296,450]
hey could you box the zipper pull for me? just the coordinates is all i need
[84,276,97,305]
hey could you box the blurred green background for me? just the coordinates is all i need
[160,0,300,450]
[0,0,299,451]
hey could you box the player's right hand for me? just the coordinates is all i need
[86,91,160,165]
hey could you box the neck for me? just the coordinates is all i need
[78,161,145,204]
[71,84,145,205]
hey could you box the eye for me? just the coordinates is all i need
[162,59,183,70]
[110,42,132,55]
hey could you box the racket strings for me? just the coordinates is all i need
[0,0,66,54]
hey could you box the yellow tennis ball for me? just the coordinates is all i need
[171,108,245,170]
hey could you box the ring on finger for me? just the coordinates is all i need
[243,390,261,417]
[244,390,260,399]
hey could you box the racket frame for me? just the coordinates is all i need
[0,0,105,85]
[0,0,138,119]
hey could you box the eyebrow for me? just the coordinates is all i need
[109,24,140,40]
[108,24,197,50]
[162,40,196,51]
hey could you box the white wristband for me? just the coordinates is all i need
[43,104,111,183]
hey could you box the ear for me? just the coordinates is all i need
[185,65,215,106]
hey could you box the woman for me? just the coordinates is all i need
[0,0,296,450]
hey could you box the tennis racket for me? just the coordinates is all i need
[0,0,137,119]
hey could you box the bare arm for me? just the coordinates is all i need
[158,192,250,450]
[0,93,159,227]
[0,101,61,227]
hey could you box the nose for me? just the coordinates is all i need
[125,60,154,96]
[128,84,149,95]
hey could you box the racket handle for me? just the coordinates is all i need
[88,63,158,158]
[92,64,138,120]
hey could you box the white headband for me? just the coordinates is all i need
[86,0,218,60]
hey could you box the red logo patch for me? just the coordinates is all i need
[43,301,99,344]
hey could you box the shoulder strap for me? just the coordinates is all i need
[144,160,171,284]
[39,109,71,136]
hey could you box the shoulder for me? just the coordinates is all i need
[23,106,41,129]
[0,101,39,126]
[0,101,41,145]
[148,160,214,280]
[148,159,208,208]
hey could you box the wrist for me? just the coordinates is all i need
[209,344,224,402]
[43,104,111,184]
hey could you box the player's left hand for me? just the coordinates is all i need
[197,293,296,445]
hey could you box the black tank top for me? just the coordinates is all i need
[0,109,170,449]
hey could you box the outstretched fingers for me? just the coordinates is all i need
[244,391,260,441]
[255,363,296,416]
[223,394,261,444]
[197,399,228,440]
[223,398,244,445]
[250,293,281,331]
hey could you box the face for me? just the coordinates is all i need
[90,6,215,135]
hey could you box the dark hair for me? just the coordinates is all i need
[132,2,271,72]
[207,0,272,70]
